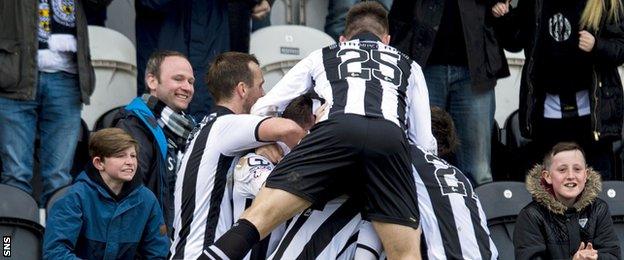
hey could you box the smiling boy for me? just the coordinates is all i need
[513,142,620,260]
[43,128,169,259]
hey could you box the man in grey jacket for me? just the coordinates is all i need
[0,0,111,205]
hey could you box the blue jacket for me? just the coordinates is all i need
[43,168,170,259]
[115,97,176,235]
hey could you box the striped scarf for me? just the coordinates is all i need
[141,94,196,152]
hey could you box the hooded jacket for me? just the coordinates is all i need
[42,165,170,259]
[513,165,620,260]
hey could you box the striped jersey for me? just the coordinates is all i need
[251,33,437,154]
[411,146,498,260]
[348,147,498,260]
[169,106,270,259]
[232,153,286,260]
[268,196,362,260]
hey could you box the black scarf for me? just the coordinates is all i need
[38,0,77,52]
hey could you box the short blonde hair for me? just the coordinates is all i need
[542,142,586,170]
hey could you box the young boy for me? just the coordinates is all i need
[514,142,620,259]
[43,128,169,259]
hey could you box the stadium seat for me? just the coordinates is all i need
[502,110,534,181]
[598,181,624,257]
[475,181,532,260]
[81,26,137,131]
[504,110,531,150]
[250,25,335,92]
[491,120,508,181]
[93,106,124,131]
[0,184,44,259]
[45,185,71,213]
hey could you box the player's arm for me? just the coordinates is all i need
[406,62,438,154]
[251,50,320,116]
[217,115,306,156]
[257,117,306,148]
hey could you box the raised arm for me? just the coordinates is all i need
[406,62,437,154]
[251,50,320,116]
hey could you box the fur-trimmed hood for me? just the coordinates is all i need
[525,164,602,215]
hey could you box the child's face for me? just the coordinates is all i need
[543,150,588,206]
[101,147,137,182]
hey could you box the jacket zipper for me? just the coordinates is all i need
[526,0,543,137]
[591,24,602,141]
[592,68,601,141]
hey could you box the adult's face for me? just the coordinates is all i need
[147,56,195,112]
[242,62,265,113]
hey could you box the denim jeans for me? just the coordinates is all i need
[325,0,393,41]
[0,71,81,205]
[423,65,495,185]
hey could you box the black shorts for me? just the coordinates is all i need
[265,114,420,228]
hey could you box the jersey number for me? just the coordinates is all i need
[247,157,271,167]
[336,49,402,85]
[434,167,468,196]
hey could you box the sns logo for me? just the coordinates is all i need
[3,236,10,257]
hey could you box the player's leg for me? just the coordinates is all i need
[362,118,422,259]
[241,187,311,238]
[205,118,359,259]
[372,221,422,259]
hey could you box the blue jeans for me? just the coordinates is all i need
[0,72,81,205]
[424,65,495,185]
[325,0,393,41]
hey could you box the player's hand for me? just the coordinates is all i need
[579,30,596,52]
[252,0,271,20]
[255,143,284,164]
[314,102,330,124]
[491,0,511,18]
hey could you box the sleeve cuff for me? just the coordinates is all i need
[254,116,272,142]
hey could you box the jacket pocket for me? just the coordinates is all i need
[0,39,21,89]
[597,71,624,139]
[483,25,507,78]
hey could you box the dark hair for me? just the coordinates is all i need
[89,128,139,159]
[206,52,259,103]
[282,93,316,128]
[543,142,586,169]
[344,1,389,39]
[144,50,188,89]
[430,106,459,156]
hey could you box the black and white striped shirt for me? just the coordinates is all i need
[232,153,286,260]
[268,196,362,260]
[349,147,498,260]
[169,107,270,259]
[411,146,498,260]
[251,34,437,153]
